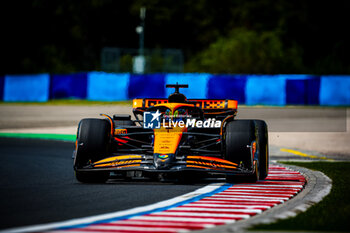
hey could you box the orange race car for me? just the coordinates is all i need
[73,84,269,183]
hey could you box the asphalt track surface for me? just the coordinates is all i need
[0,137,204,230]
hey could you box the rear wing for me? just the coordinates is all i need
[133,98,237,109]
[189,99,237,109]
[132,98,238,118]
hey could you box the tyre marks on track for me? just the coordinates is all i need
[47,165,306,233]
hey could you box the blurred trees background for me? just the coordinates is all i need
[2,0,349,74]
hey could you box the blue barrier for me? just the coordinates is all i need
[207,75,246,104]
[165,73,210,99]
[1,72,350,106]
[50,73,87,99]
[319,76,350,106]
[284,75,320,105]
[87,72,129,101]
[128,74,165,99]
[0,76,4,101]
[245,75,286,105]
[3,74,50,102]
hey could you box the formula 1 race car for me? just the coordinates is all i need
[73,84,269,183]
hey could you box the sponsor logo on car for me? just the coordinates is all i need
[114,129,127,134]
[143,110,221,129]
[143,110,161,129]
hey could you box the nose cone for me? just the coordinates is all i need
[154,154,174,169]
[153,124,186,170]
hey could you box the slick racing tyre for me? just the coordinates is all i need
[256,120,269,180]
[74,118,111,183]
[224,120,259,182]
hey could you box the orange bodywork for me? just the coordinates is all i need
[100,114,114,136]
[186,156,238,170]
[94,155,142,168]
[189,99,237,109]
[133,98,238,110]
[155,102,195,110]
[154,127,187,154]
[91,99,242,172]
[114,129,127,135]
[153,102,189,154]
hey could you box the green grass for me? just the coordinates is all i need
[252,162,350,232]
[0,99,132,105]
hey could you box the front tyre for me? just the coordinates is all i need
[74,118,111,183]
[256,120,269,179]
[224,120,254,164]
[224,120,258,182]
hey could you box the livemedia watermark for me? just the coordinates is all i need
[143,110,221,129]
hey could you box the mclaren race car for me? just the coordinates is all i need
[73,84,269,183]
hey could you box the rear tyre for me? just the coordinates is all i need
[224,120,258,182]
[256,120,269,179]
[74,118,111,183]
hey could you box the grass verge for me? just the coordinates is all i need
[251,162,350,232]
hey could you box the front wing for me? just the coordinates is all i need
[75,155,257,176]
